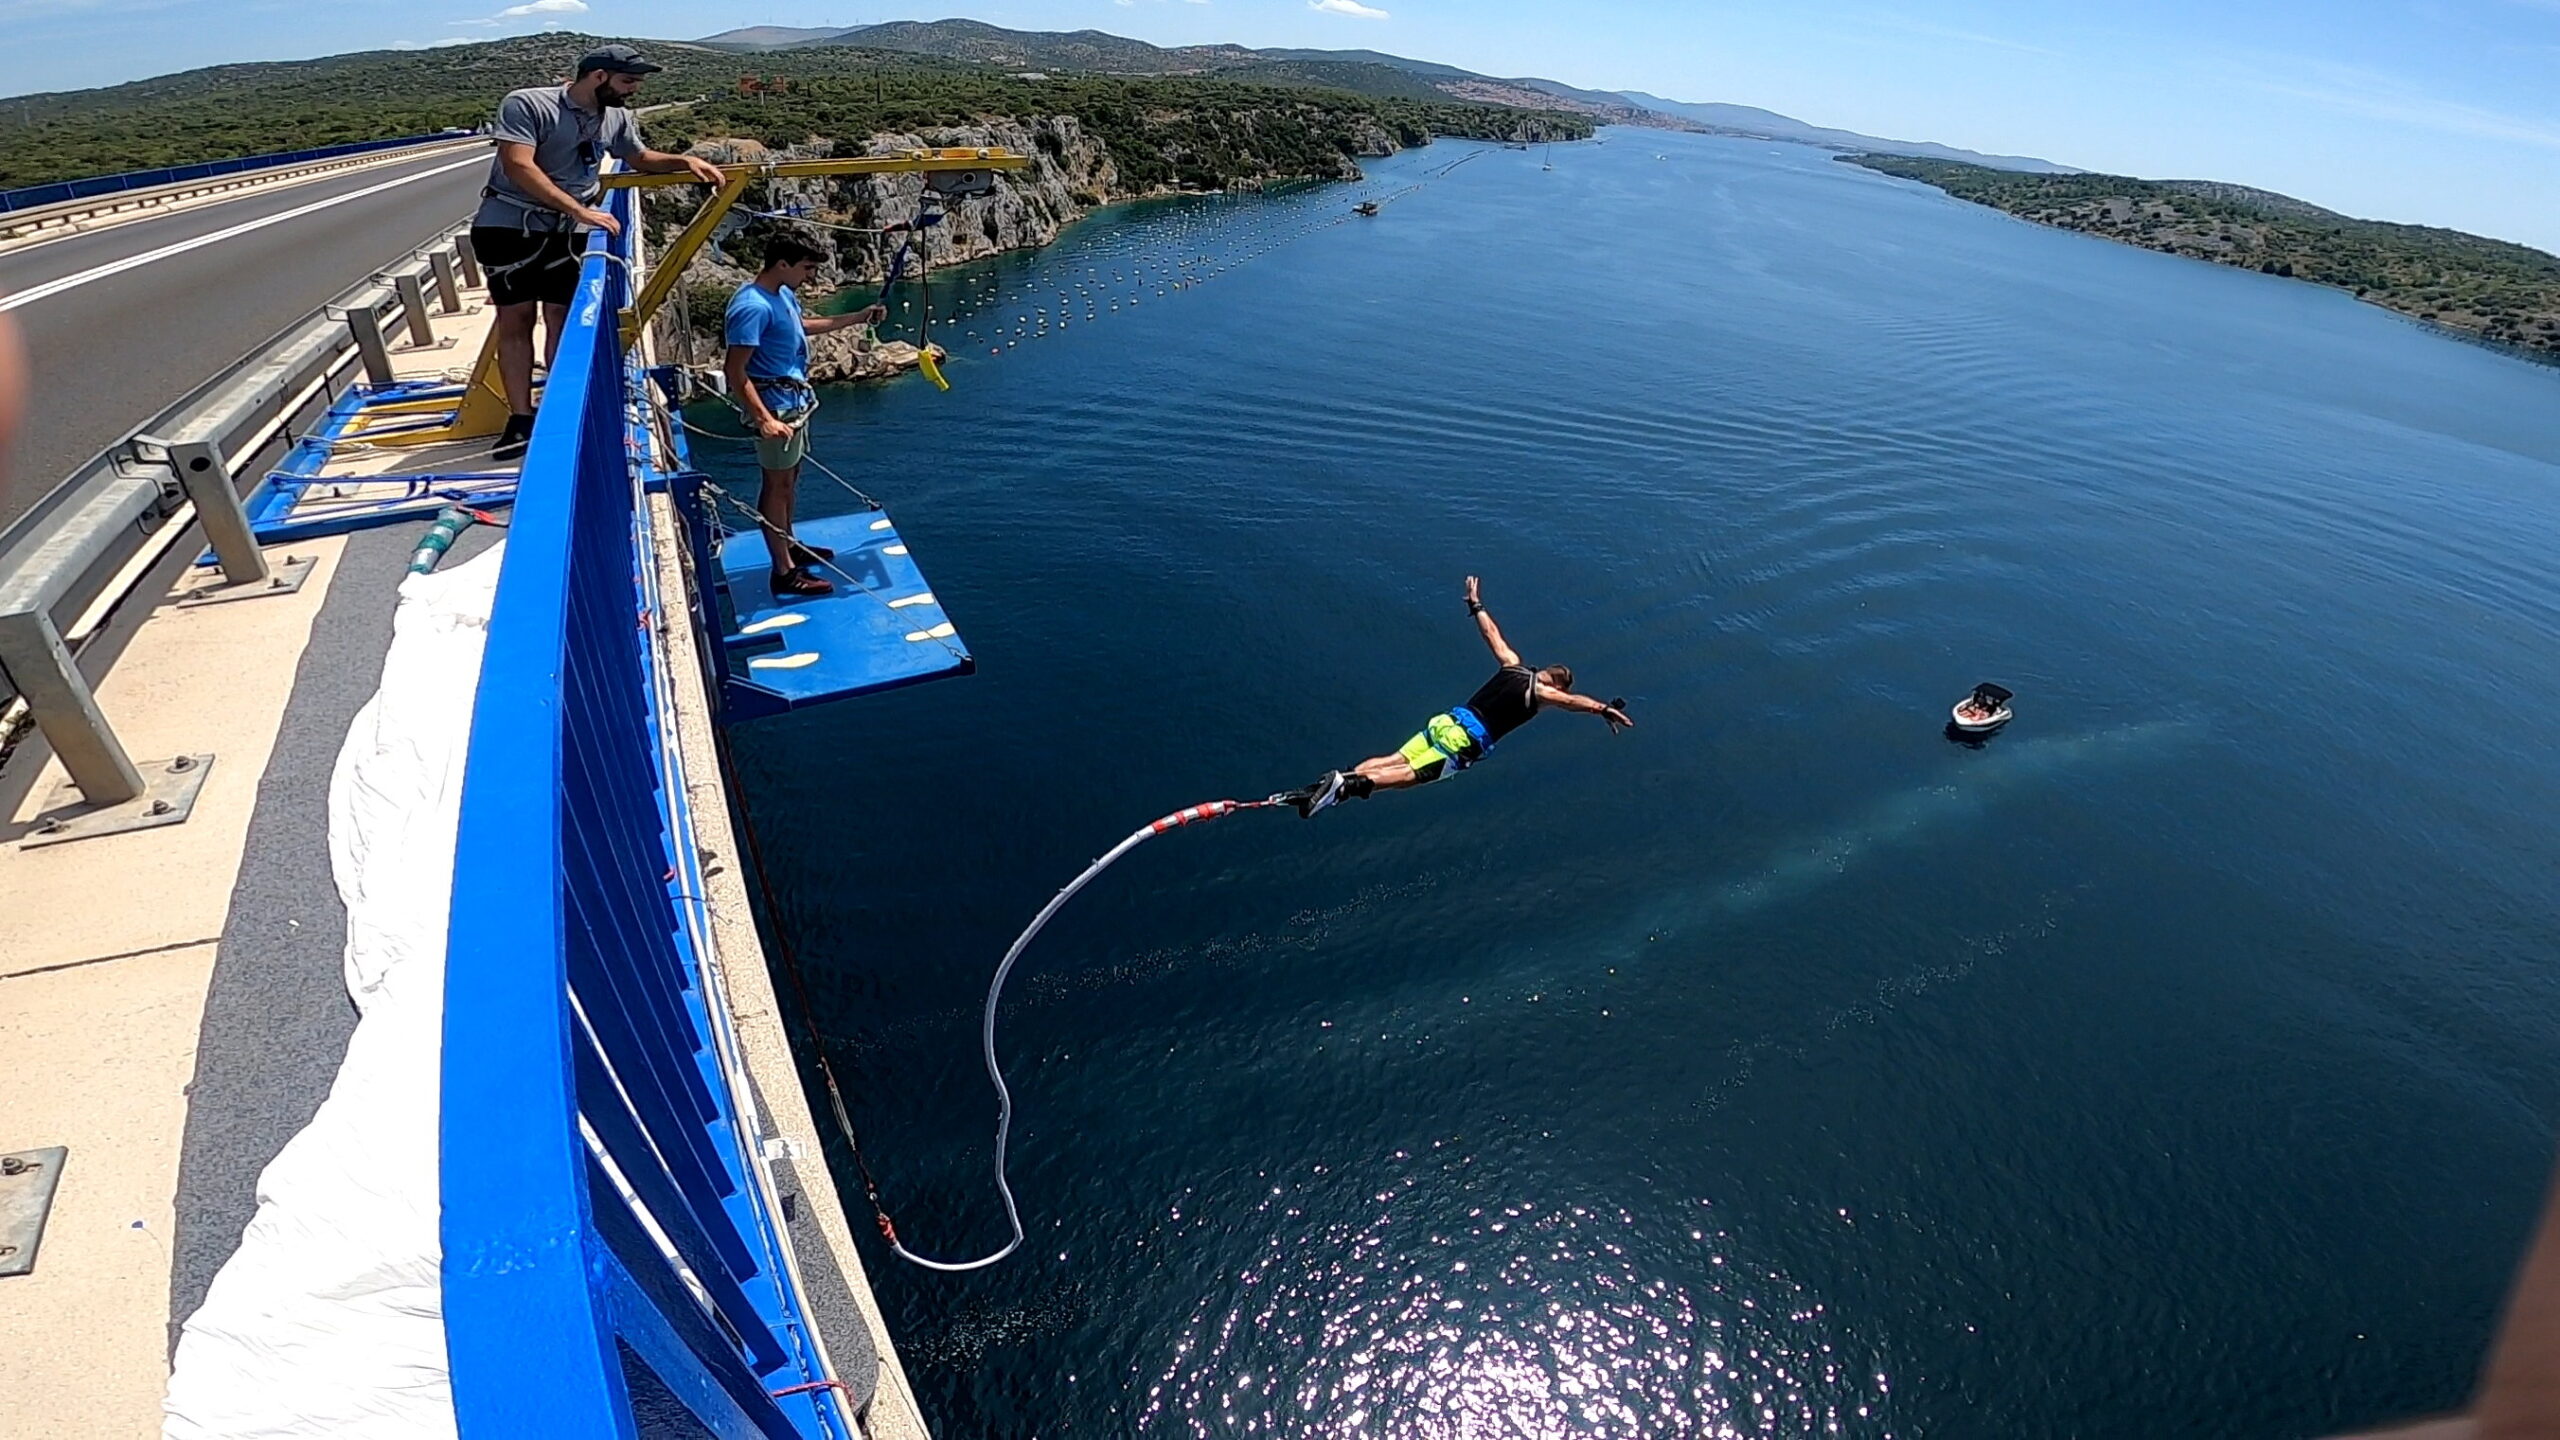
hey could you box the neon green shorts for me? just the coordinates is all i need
[1396,712,1486,783]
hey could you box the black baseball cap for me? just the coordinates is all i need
[576,44,663,77]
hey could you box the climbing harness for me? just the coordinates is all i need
[668,364,882,507]
[757,376,817,425]
[865,794,1299,1272]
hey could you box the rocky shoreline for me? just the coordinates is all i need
[652,115,1421,377]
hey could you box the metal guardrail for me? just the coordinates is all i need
[440,195,853,1438]
[0,223,482,828]
[0,130,472,214]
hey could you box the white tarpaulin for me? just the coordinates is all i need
[164,543,503,1440]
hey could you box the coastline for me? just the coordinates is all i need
[1841,152,2560,364]
[666,135,1526,382]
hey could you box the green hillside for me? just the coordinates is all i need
[0,34,732,187]
[650,63,1587,193]
[1212,60,1461,103]
[809,19,1250,71]
[1850,155,2560,357]
[0,33,1584,193]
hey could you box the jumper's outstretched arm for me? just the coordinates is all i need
[1536,685,1635,728]
[1464,575,1520,667]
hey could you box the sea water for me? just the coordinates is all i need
[707,129,2560,1437]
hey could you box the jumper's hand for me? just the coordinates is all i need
[1602,698,1632,731]
[1464,575,1482,606]
[577,206,623,237]
[755,414,792,440]
[681,155,727,187]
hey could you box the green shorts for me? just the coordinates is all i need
[1396,712,1487,784]
[753,417,809,472]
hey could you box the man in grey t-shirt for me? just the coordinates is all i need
[471,44,724,460]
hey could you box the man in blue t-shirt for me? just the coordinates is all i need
[724,235,887,597]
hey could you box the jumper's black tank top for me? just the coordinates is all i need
[1463,665,1541,743]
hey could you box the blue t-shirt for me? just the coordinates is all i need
[724,283,808,385]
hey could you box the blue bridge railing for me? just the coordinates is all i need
[439,195,851,1438]
[0,131,466,213]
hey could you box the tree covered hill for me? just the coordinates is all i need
[0,32,1583,193]
[705,18,1682,127]
[1207,60,1464,104]
[1849,155,2560,358]
[759,19,1255,71]
[648,63,1586,194]
[0,34,726,187]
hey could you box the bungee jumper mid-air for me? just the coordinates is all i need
[1285,576,1634,818]
[833,575,1634,1272]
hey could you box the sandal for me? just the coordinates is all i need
[772,566,834,599]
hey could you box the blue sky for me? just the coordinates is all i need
[7,0,2556,250]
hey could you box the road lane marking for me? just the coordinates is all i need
[0,140,479,263]
[0,154,485,313]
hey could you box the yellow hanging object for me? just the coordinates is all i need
[917,346,951,392]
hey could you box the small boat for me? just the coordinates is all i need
[1950,682,2014,734]
[1353,201,1380,217]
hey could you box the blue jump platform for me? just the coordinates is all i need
[715,508,972,718]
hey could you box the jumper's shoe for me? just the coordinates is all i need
[1291,770,1349,819]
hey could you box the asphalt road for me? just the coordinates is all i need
[0,144,493,529]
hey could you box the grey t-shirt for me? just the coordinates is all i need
[474,86,647,232]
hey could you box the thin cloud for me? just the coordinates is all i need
[448,0,577,28]
[1863,13,2059,57]
[1310,0,1388,16]
[2248,58,2560,152]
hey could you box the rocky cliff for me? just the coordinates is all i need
[655,110,1419,368]
[656,117,1120,366]
[668,116,1118,289]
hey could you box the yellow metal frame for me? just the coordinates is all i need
[608,148,1027,346]
[341,149,1027,447]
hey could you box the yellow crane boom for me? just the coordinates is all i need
[347,149,1028,446]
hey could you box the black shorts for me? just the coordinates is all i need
[470,225,585,308]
